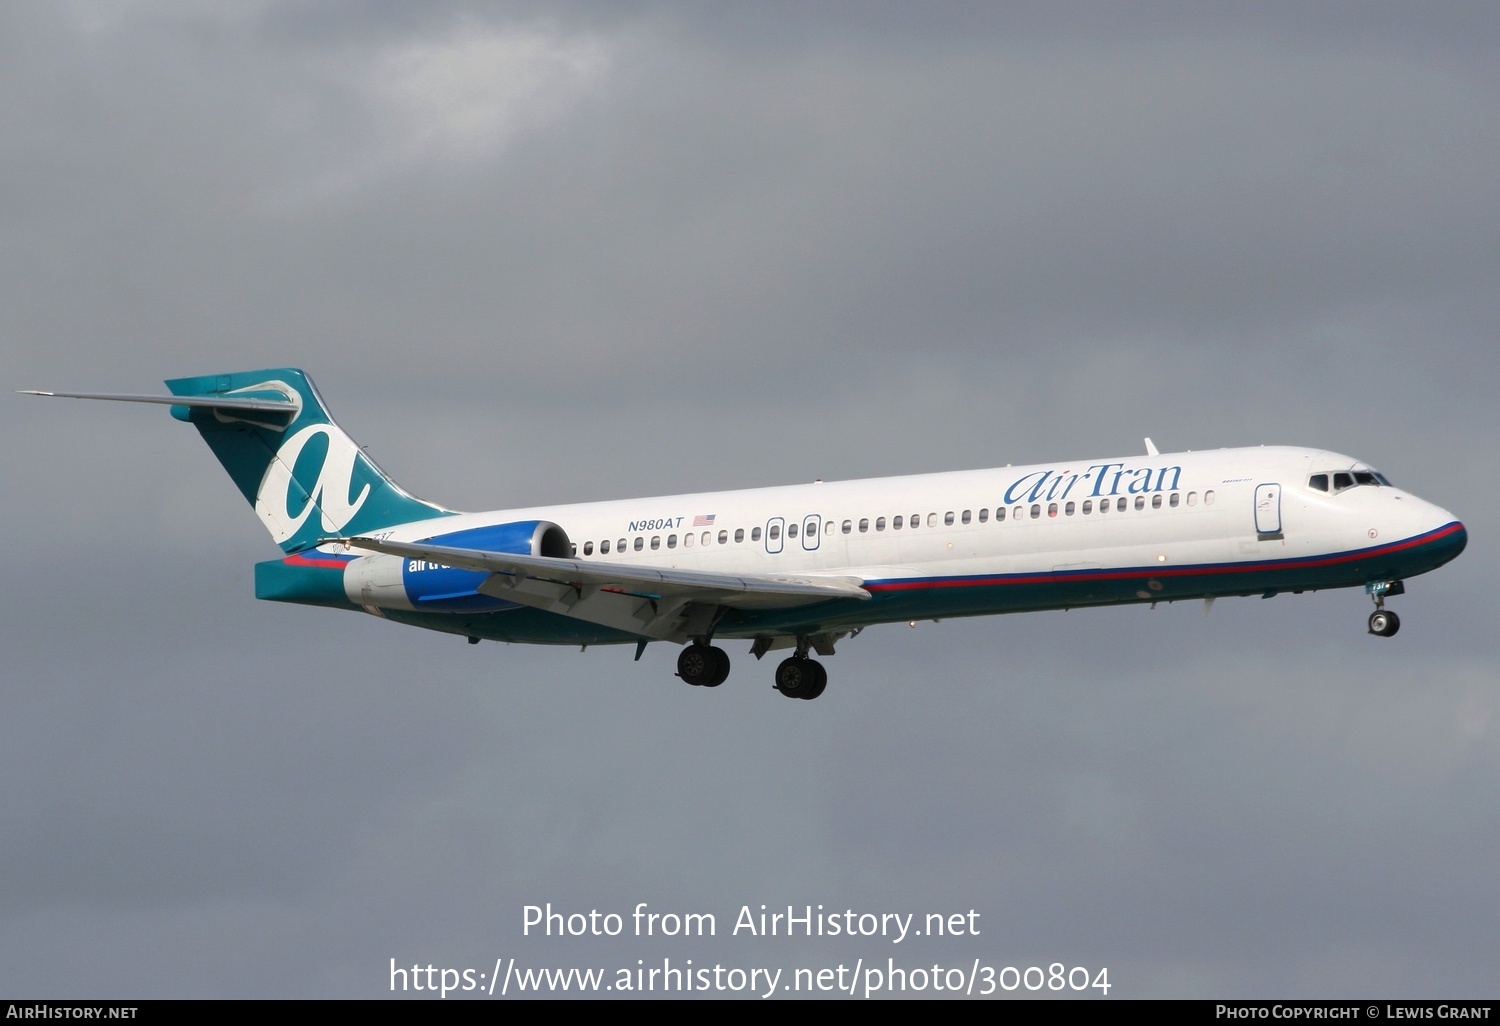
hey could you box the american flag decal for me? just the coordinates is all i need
[693,514,716,527]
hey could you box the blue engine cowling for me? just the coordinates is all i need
[344,520,572,612]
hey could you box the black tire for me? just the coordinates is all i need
[775,656,812,698]
[677,645,710,685]
[799,659,827,700]
[703,646,730,687]
[1368,610,1401,637]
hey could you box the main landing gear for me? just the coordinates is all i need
[675,636,831,699]
[676,643,730,687]
[774,655,827,701]
[1366,580,1405,638]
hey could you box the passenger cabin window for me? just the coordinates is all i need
[876,516,887,530]
[667,534,677,549]
[751,527,761,541]
[787,523,797,539]
[859,518,870,533]
[718,530,729,544]
[633,537,644,551]
[893,515,904,529]
[977,508,988,523]
[996,507,1006,522]
[584,541,594,555]
[601,540,610,554]
[734,529,744,543]
[769,524,781,541]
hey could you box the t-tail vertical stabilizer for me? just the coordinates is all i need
[162,369,453,553]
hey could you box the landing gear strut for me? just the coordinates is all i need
[677,643,730,687]
[774,656,827,700]
[1366,580,1405,638]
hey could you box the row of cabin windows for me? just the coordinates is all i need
[584,527,762,556]
[575,490,1216,557]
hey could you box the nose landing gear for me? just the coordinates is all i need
[1366,580,1405,638]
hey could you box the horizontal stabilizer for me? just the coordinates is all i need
[20,390,297,414]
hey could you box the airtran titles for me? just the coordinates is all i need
[1001,463,1184,506]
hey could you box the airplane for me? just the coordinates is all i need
[25,368,1467,701]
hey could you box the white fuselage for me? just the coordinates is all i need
[344,445,1464,642]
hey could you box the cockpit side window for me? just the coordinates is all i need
[1333,472,1354,491]
[1309,474,1328,492]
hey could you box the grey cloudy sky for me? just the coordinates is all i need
[3,1,1496,999]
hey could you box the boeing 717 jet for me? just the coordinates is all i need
[26,369,1467,701]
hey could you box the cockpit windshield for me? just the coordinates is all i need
[1308,470,1391,493]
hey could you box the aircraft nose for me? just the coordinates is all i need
[1445,519,1468,560]
[1422,509,1467,568]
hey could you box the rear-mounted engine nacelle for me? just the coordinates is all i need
[343,519,572,611]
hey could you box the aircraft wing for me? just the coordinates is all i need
[346,536,870,643]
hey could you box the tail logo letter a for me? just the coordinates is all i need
[254,424,371,544]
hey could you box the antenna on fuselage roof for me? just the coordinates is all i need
[1144,438,1159,457]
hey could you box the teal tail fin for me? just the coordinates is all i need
[164,368,452,553]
